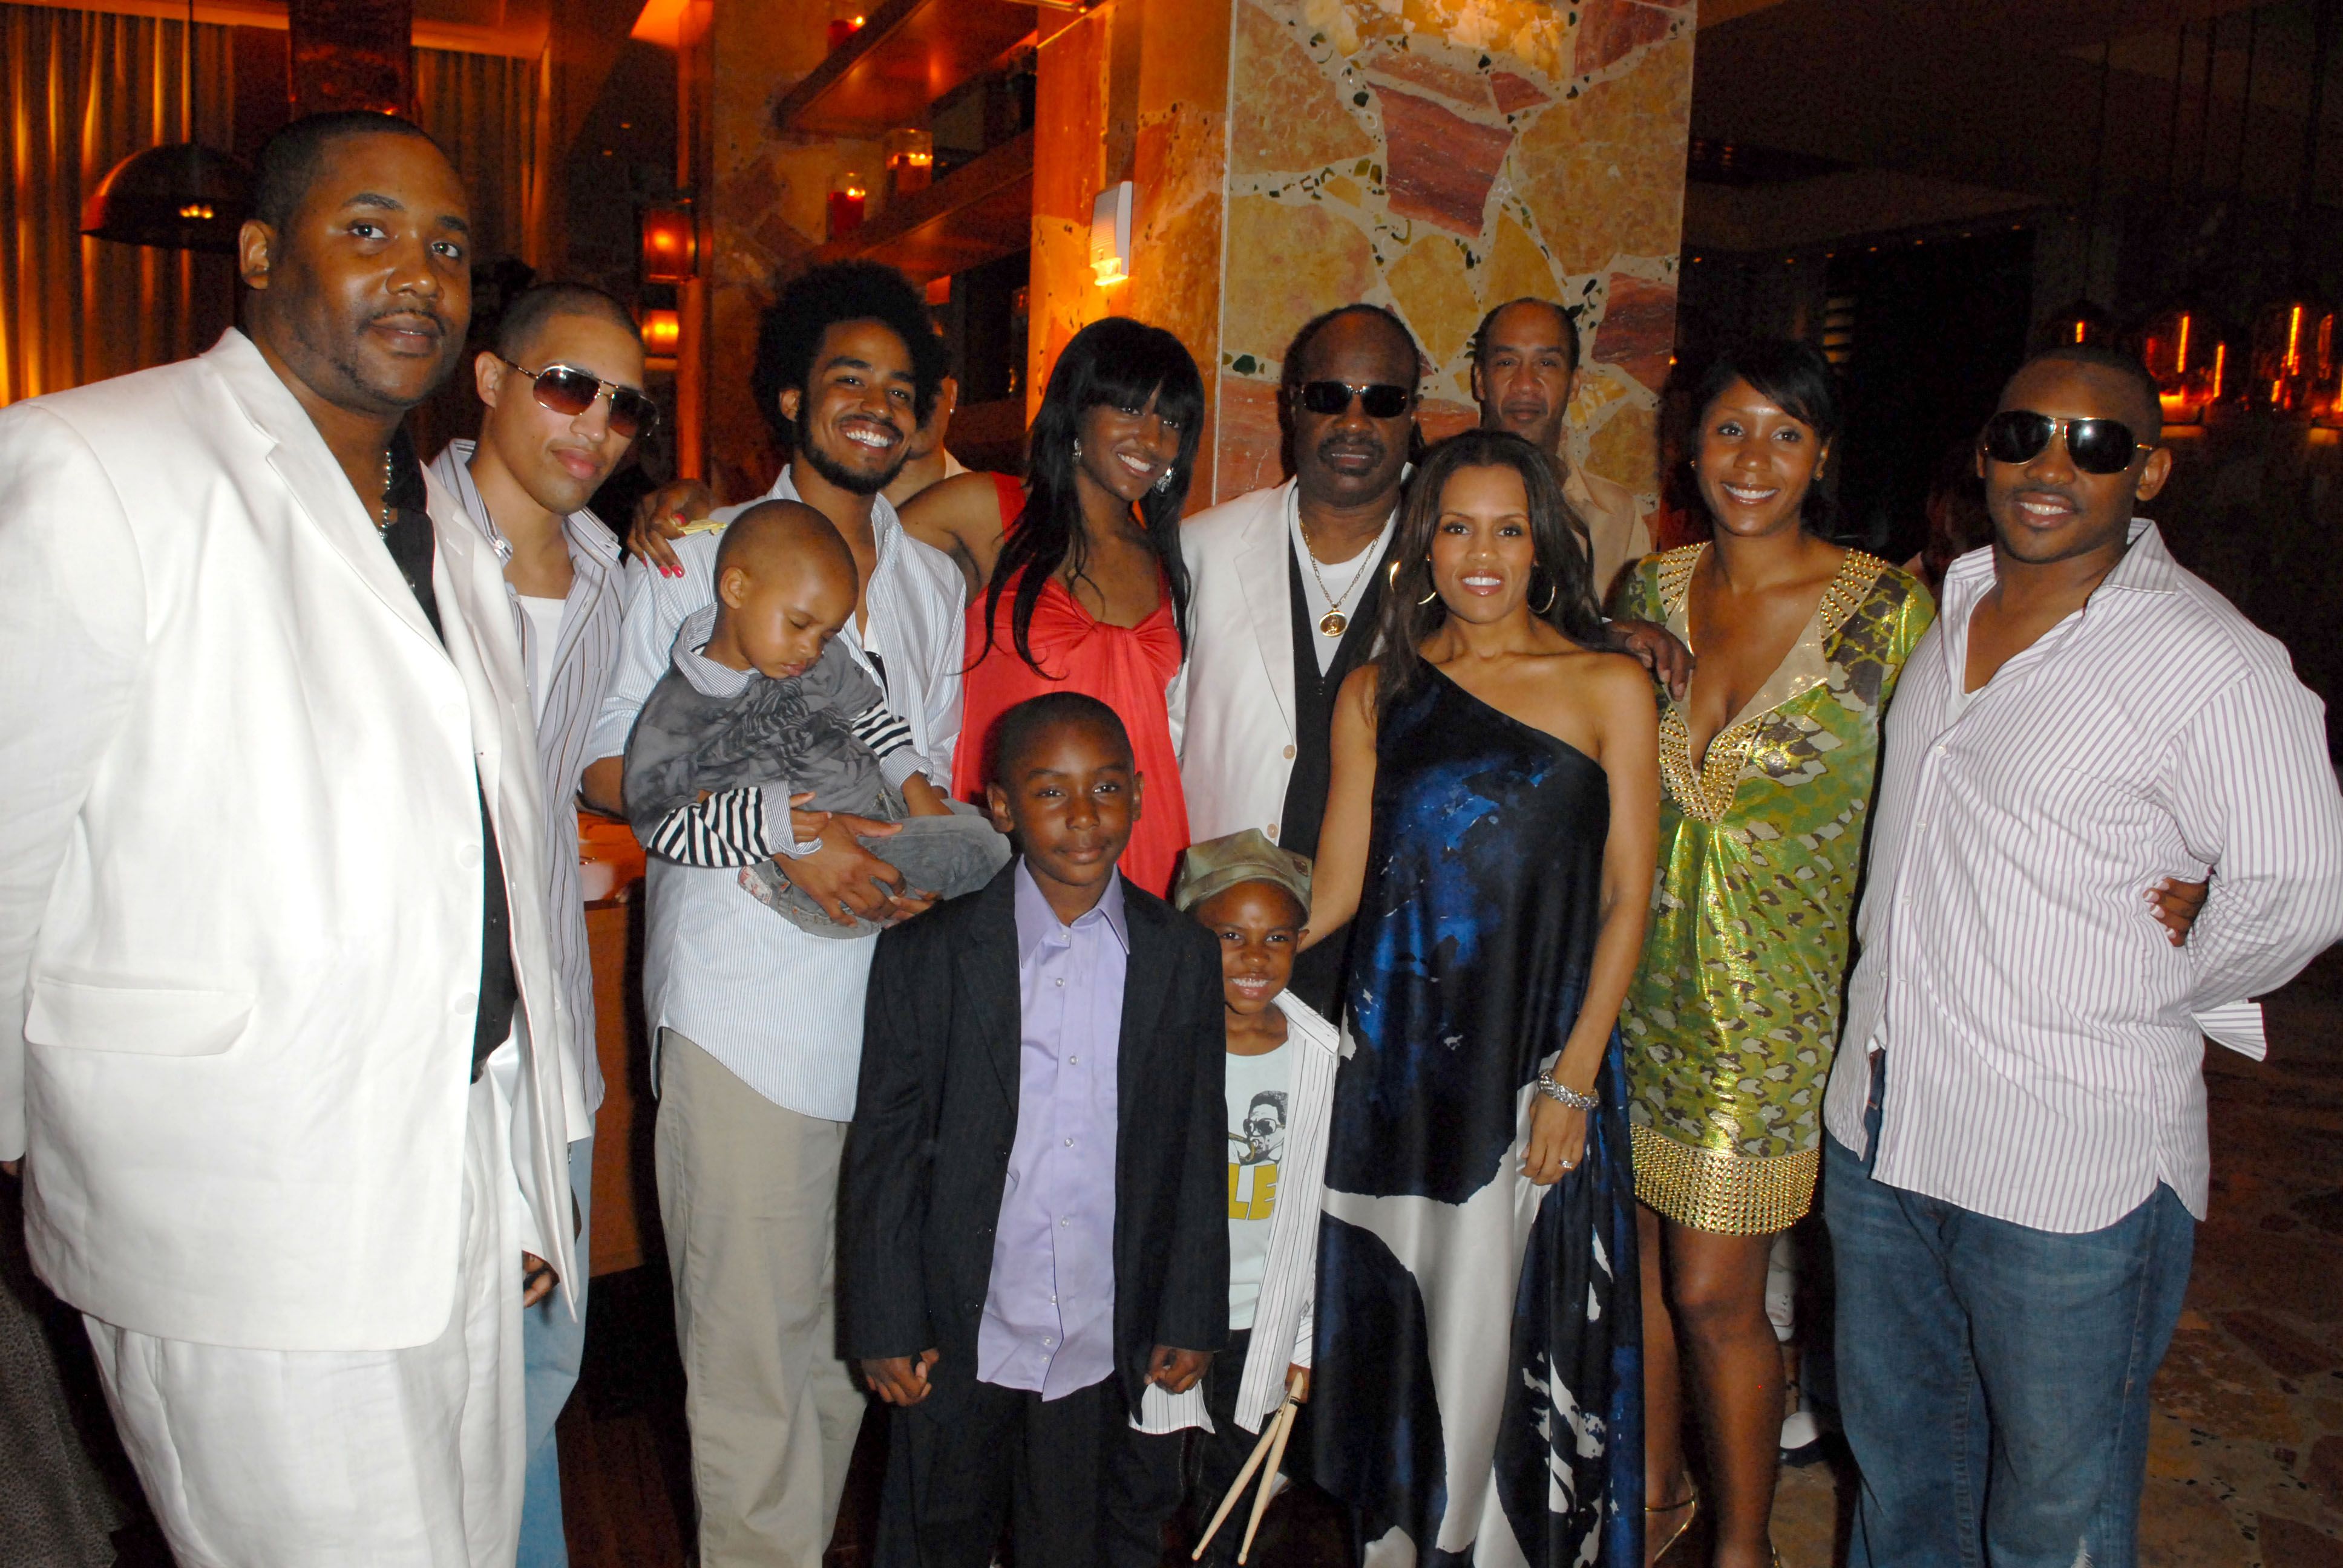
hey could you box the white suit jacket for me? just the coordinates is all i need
[0,329,574,1352]
[1175,480,1308,847]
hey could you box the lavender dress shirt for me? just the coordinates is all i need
[975,861,1129,1399]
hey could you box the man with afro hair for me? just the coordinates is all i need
[582,261,968,1564]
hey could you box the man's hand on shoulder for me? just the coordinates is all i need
[628,479,718,578]
[1609,616,1691,701]
[862,1350,940,1405]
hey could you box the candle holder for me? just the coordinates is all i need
[828,169,868,239]
[827,0,865,51]
[885,128,934,201]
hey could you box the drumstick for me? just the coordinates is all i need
[1237,1399,1299,1564]
[1191,1416,1280,1561]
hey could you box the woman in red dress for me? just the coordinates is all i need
[906,316,1202,895]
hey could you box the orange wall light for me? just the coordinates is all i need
[639,206,696,284]
[641,309,682,356]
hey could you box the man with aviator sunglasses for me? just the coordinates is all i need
[1821,345,2343,1567]
[426,281,649,1568]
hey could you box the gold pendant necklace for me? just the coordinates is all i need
[1299,514,1374,638]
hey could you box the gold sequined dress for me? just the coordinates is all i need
[1618,545,1934,1233]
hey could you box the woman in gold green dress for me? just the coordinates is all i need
[1612,341,1932,1568]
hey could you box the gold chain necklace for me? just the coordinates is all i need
[1298,514,1377,637]
[375,445,394,533]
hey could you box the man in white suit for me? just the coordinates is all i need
[0,113,572,1567]
[1178,304,1421,1012]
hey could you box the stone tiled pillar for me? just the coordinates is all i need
[1034,0,1691,510]
[1210,0,1691,506]
[706,0,1691,507]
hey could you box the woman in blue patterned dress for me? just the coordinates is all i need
[1300,429,1660,1566]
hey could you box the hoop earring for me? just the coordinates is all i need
[1533,569,1559,616]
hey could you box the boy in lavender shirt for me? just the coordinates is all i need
[841,692,1228,1568]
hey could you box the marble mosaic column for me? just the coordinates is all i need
[1035,0,1691,509]
[1208,0,1693,506]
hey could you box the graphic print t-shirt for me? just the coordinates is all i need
[1225,1040,1294,1333]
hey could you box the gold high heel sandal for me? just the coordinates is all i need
[1645,1483,1699,1565]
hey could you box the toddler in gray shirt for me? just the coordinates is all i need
[623,499,1006,937]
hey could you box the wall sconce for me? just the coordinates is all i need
[1090,181,1133,287]
[639,206,696,284]
[641,308,682,357]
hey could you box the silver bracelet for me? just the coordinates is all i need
[1536,1071,1599,1111]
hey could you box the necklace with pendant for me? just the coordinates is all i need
[1299,515,1375,638]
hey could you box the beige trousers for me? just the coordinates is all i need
[656,1029,867,1567]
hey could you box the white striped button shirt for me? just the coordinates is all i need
[1824,523,2343,1231]
[586,469,966,1121]
[428,440,624,1137]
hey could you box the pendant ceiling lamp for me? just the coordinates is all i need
[2039,38,2117,353]
[2255,0,2340,414]
[82,0,252,253]
[2140,303,2233,428]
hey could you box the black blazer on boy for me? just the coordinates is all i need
[841,862,1230,1416]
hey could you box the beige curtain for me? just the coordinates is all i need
[0,7,544,407]
[0,4,237,405]
[411,44,546,275]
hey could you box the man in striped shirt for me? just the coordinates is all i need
[426,283,643,1568]
[1821,345,2343,1568]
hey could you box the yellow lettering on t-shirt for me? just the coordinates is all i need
[1228,1161,1280,1221]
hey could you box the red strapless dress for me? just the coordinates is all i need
[952,552,1192,900]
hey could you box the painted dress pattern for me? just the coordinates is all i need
[1313,667,1642,1567]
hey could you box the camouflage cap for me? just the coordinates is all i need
[1172,828,1312,916]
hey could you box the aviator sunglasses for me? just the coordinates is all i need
[499,358,661,440]
[1296,380,1414,419]
[1980,410,2154,476]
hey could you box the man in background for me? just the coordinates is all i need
[1470,296,1652,606]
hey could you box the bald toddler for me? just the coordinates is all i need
[623,499,1007,936]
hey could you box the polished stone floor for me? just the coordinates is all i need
[1760,949,2343,1568]
[546,952,2343,1568]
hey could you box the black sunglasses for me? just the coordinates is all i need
[1980,410,2153,476]
[501,358,660,441]
[1296,380,1413,419]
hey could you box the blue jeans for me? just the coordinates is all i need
[1823,1060,2192,1568]
[517,1134,594,1568]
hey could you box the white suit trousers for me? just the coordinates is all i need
[83,1057,528,1568]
